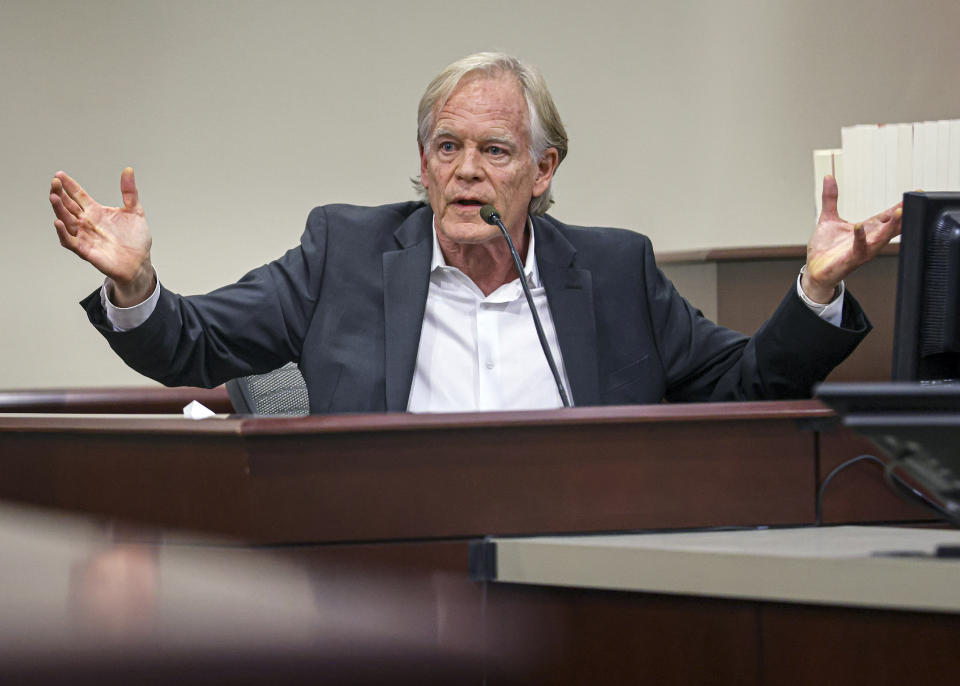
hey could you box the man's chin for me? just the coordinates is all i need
[435,220,501,245]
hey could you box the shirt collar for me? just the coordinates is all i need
[430,215,541,288]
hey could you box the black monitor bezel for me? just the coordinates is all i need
[891,191,960,380]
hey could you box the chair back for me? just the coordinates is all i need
[226,362,310,416]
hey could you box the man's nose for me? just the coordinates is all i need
[455,147,483,180]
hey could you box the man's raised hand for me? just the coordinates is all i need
[50,167,155,307]
[802,174,903,304]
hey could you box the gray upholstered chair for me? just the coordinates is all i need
[225,362,310,416]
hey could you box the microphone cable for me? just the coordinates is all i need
[480,204,571,408]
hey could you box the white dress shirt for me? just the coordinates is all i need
[101,217,843,412]
[405,221,571,412]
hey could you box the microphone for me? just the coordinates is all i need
[478,204,500,226]
[480,204,572,408]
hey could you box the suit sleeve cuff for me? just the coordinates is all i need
[101,270,161,332]
[796,270,844,327]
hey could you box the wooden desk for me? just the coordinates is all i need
[474,526,960,685]
[483,526,960,612]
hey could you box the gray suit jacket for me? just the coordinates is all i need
[83,202,870,413]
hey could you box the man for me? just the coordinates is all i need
[48,53,901,413]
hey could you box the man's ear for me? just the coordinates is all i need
[419,143,429,189]
[532,148,559,198]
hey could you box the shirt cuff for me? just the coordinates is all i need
[100,271,160,332]
[796,270,844,327]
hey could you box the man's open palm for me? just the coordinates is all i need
[49,168,155,306]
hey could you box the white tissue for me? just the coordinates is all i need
[182,400,216,419]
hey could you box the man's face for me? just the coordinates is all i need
[419,74,556,246]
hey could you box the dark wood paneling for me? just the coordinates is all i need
[483,586,761,686]
[0,404,823,543]
[0,432,251,533]
[716,254,899,383]
[242,417,816,541]
[0,401,934,542]
[660,244,900,384]
[760,602,960,686]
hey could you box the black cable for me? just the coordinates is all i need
[816,455,884,526]
[816,453,954,526]
[480,205,571,408]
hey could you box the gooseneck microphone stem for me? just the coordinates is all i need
[480,205,572,408]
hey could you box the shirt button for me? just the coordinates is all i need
[485,360,495,369]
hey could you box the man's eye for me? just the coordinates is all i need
[488,146,505,156]
[439,142,456,153]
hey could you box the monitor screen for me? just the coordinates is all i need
[891,192,960,382]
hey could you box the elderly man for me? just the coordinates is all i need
[49,53,900,413]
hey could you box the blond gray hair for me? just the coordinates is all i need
[412,52,568,216]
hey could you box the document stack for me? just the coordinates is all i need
[813,119,960,220]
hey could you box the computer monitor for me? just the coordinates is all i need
[891,192,960,382]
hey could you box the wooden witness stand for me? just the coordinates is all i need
[0,400,873,542]
[0,393,934,540]
[0,394,953,684]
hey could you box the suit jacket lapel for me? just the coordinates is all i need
[534,217,600,406]
[382,208,433,412]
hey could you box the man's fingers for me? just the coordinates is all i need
[819,174,840,221]
[50,194,80,236]
[51,177,84,219]
[120,166,139,210]
[872,206,903,246]
[61,187,84,218]
[860,205,903,240]
[869,198,903,225]
[54,170,94,209]
[852,222,868,260]
[54,219,79,251]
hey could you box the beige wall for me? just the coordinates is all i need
[3,0,960,388]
